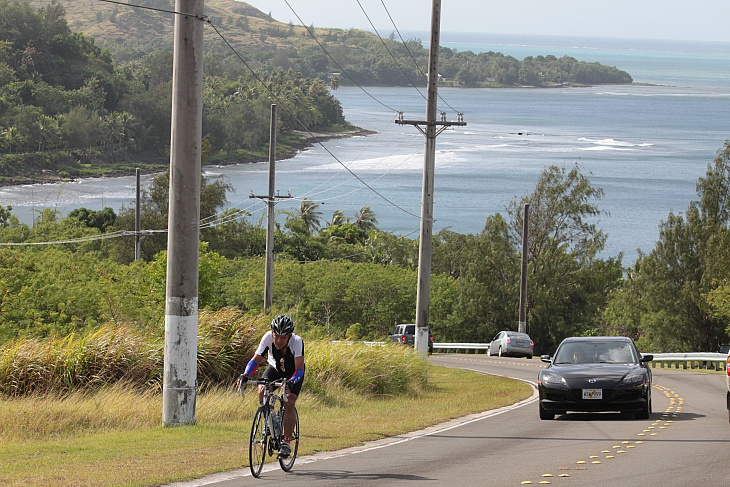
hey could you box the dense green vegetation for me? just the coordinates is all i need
[0,2,727,393]
[2,142,730,362]
[0,0,351,183]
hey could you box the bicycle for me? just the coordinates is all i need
[237,376,300,478]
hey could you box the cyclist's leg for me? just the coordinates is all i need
[282,373,303,439]
[258,366,279,404]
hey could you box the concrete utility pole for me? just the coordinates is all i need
[162,0,205,427]
[518,203,529,334]
[396,0,465,358]
[250,105,292,312]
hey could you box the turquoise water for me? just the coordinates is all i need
[2,34,729,264]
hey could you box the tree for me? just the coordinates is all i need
[353,206,378,232]
[328,209,348,226]
[619,141,730,352]
[439,164,621,352]
[0,205,18,227]
[290,199,322,235]
[329,74,340,91]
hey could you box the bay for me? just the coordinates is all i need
[1,34,729,265]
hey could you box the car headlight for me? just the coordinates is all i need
[620,370,646,385]
[540,370,568,387]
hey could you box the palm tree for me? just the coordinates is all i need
[3,127,25,153]
[353,206,378,231]
[329,75,340,91]
[329,209,348,226]
[37,115,59,151]
[295,199,323,234]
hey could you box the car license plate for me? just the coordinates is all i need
[583,389,602,399]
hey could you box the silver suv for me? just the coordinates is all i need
[388,324,433,354]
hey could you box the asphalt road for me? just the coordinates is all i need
[168,354,729,486]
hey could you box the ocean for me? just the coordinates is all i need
[2,33,729,264]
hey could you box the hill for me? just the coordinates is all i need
[20,0,632,87]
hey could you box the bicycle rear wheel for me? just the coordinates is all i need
[249,407,268,478]
[278,408,299,472]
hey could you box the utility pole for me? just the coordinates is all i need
[518,203,529,334]
[162,0,204,426]
[250,105,291,312]
[396,0,465,358]
[135,168,141,261]
[264,105,277,311]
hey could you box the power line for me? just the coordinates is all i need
[376,0,462,115]
[282,0,400,113]
[354,0,428,102]
[206,21,424,221]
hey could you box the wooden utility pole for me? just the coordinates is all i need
[264,105,277,311]
[135,168,141,261]
[396,0,464,358]
[162,0,204,426]
[250,105,291,312]
[519,203,529,334]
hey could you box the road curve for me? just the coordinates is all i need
[167,354,729,486]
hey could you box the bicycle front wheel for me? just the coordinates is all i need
[249,407,268,478]
[278,408,299,472]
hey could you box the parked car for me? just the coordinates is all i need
[538,336,654,420]
[388,324,433,354]
[487,331,533,358]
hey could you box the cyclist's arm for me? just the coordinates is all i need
[243,354,265,378]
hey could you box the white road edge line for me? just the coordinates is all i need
[164,370,538,486]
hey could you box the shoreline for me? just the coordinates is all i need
[0,127,377,189]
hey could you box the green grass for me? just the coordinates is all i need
[0,365,531,486]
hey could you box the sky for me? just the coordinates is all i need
[241,0,730,43]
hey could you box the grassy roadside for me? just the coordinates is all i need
[0,365,532,487]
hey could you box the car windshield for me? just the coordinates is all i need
[507,332,530,339]
[404,325,415,334]
[554,342,637,364]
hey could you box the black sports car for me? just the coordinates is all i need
[538,336,653,420]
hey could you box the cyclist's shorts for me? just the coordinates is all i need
[261,365,304,396]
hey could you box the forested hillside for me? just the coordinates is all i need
[0,0,353,184]
[21,0,632,89]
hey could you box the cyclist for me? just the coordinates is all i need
[240,315,305,459]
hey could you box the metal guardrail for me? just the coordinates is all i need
[433,342,490,352]
[432,343,728,371]
[648,352,727,371]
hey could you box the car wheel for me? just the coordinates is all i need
[636,391,652,420]
[526,355,533,360]
[539,403,554,420]
[498,346,503,357]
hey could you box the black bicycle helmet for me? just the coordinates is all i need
[271,315,295,335]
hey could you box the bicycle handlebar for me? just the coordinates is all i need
[237,375,289,402]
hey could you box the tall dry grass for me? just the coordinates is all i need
[0,308,268,396]
[0,306,427,405]
[1,341,429,443]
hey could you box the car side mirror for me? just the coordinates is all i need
[387,332,393,336]
[540,355,552,363]
[640,354,653,363]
